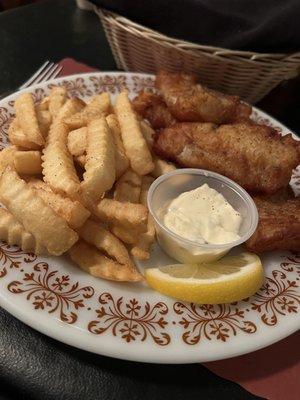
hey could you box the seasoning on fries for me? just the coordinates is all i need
[0,208,47,255]
[14,150,42,175]
[15,93,45,147]
[0,84,161,283]
[69,240,143,282]
[81,117,115,203]
[0,168,78,255]
[115,91,154,175]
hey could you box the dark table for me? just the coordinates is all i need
[0,1,298,399]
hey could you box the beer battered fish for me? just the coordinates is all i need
[154,122,300,194]
[246,194,300,253]
[132,91,176,129]
[155,70,252,124]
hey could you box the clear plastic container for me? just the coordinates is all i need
[147,169,258,263]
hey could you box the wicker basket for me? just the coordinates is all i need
[96,7,300,104]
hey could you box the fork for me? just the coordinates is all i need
[0,61,63,100]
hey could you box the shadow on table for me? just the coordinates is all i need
[203,331,299,381]
[0,307,263,400]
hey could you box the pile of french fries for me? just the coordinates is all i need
[0,87,176,282]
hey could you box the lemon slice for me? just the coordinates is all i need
[145,252,264,304]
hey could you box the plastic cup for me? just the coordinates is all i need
[147,168,258,263]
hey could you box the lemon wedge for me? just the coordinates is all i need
[145,252,264,304]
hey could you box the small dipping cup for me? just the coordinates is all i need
[147,169,258,263]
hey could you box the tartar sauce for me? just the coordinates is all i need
[164,184,242,245]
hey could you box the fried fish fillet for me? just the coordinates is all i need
[132,91,176,129]
[245,195,300,253]
[155,70,251,124]
[154,122,300,194]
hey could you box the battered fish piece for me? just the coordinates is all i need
[132,91,176,129]
[154,122,300,194]
[245,195,300,253]
[156,70,251,124]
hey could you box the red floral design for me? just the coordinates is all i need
[8,262,94,324]
[0,107,13,147]
[89,75,127,94]
[88,292,170,345]
[0,242,37,278]
[173,302,256,345]
[280,252,300,276]
[8,87,46,108]
[131,76,155,93]
[251,270,300,326]
[48,78,92,97]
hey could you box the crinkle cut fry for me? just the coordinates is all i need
[0,168,78,255]
[28,179,90,229]
[42,121,81,199]
[95,198,148,232]
[0,208,47,254]
[49,86,68,118]
[69,240,143,282]
[115,91,154,175]
[64,93,111,129]
[131,175,156,260]
[114,169,142,203]
[14,92,45,147]
[78,219,137,270]
[81,117,115,202]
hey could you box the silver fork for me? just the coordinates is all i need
[0,61,63,99]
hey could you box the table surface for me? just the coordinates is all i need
[0,1,298,399]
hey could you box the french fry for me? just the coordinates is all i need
[36,108,51,136]
[140,120,154,147]
[38,96,49,111]
[130,176,156,260]
[0,208,47,254]
[87,93,111,115]
[95,198,148,231]
[15,93,45,147]
[8,118,40,150]
[78,219,134,267]
[48,98,85,133]
[28,179,90,229]
[49,86,67,118]
[64,93,111,129]
[81,117,115,202]
[0,146,16,173]
[112,168,143,243]
[0,168,78,255]
[114,169,142,203]
[42,122,81,199]
[152,156,176,178]
[139,175,154,206]
[13,151,42,175]
[115,91,154,175]
[106,114,129,178]
[130,218,155,260]
[68,116,129,179]
[69,240,142,282]
[110,224,139,244]
[75,154,86,168]
[67,127,87,156]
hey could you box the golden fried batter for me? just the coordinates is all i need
[246,195,300,253]
[155,70,252,124]
[132,91,176,129]
[154,122,300,194]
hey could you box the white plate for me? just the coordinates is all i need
[0,72,299,364]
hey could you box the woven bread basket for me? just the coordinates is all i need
[96,7,300,104]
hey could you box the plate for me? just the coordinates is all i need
[0,72,299,364]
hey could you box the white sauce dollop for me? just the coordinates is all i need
[164,184,242,245]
